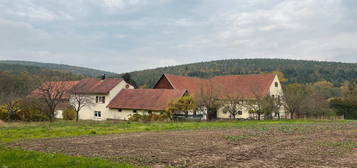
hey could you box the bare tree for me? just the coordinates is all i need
[69,85,94,122]
[282,84,308,119]
[195,79,224,120]
[32,81,71,122]
[244,87,282,120]
[222,94,244,119]
[272,95,284,119]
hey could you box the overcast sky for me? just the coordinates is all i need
[0,0,356,73]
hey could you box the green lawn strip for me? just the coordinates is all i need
[0,147,137,168]
[0,120,351,144]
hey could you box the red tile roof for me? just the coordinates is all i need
[155,73,276,99]
[31,81,80,100]
[108,89,187,111]
[71,78,123,94]
[157,74,208,95]
[212,74,276,99]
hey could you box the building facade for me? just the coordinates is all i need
[153,73,286,119]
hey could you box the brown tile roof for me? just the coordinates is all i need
[71,78,123,94]
[157,73,276,99]
[212,74,276,99]
[108,89,187,111]
[31,81,80,100]
[159,74,208,95]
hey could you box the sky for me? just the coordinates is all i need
[0,0,356,73]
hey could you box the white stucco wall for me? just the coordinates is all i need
[107,109,162,120]
[55,110,63,119]
[71,80,134,121]
[268,75,286,118]
[217,102,253,119]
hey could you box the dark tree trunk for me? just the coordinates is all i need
[207,108,217,120]
[76,111,79,122]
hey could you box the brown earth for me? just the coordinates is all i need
[9,123,357,168]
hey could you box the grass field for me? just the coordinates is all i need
[0,120,355,167]
[0,119,339,143]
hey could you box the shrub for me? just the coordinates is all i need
[128,114,143,122]
[128,113,168,122]
[17,98,48,122]
[0,112,7,121]
[63,107,76,120]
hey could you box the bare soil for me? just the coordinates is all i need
[9,123,357,168]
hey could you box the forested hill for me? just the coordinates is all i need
[126,59,357,88]
[0,61,118,100]
[0,60,117,77]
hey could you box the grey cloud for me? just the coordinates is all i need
[0,0,356,73]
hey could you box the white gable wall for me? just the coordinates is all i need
[268,75,287,119]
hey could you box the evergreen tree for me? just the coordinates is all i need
[122,73,138,88]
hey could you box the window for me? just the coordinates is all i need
[125,84,130,89]
[133,110,137,113]
[275,82,279,87]
[96,96,105,103]
[118,109,122,112]
[238,111,243,115]
[94,111,101,118]
[148,110,152,114]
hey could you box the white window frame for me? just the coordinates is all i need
[95,96,105,104]
[94,111,102,118]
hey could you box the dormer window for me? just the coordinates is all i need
[275,82,279,87]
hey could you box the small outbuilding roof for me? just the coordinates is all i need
[108,89,187,111]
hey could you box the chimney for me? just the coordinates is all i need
[101,74,106,80]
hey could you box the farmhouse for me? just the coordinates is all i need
[68,77,134,120]
[154,73,286,119]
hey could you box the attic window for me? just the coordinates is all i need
[96,96,105,103]
[275,82,279,87]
